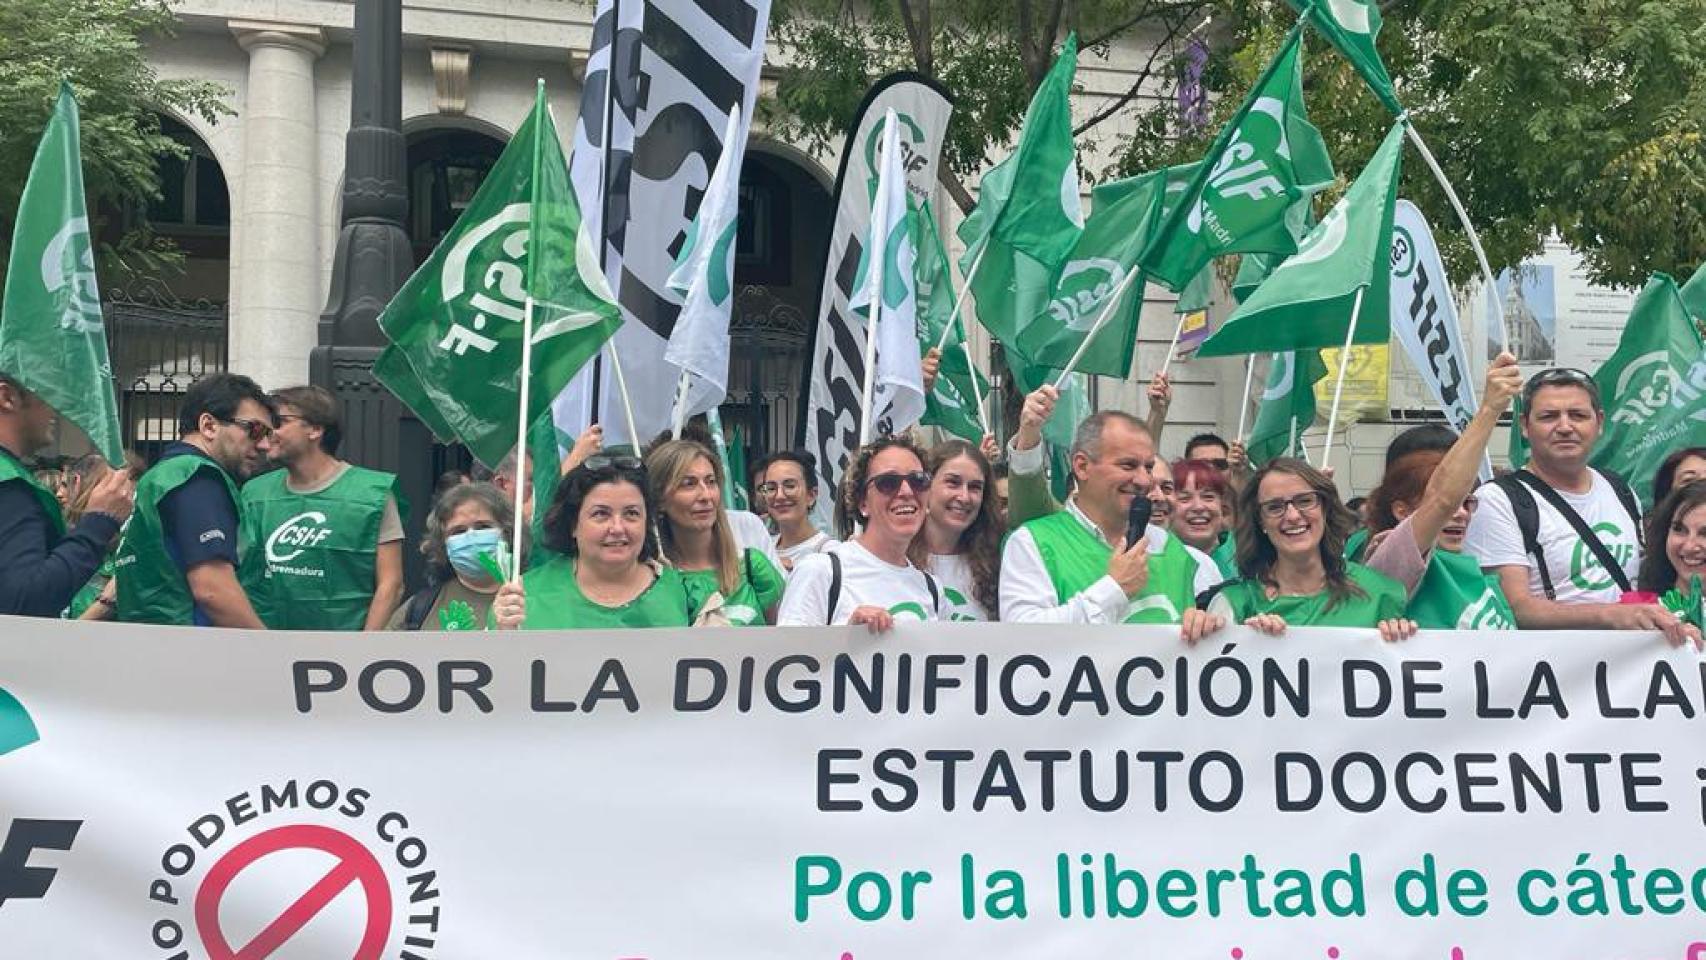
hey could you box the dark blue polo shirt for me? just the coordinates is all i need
[155,442,241,626]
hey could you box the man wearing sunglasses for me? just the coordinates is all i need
[116,373,274,628]
[1463,367,1683,640]
[999,385,1223,627]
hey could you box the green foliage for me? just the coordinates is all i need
[0,0,230,270]
[1116,0,1706,288]
[770,0,1706,289]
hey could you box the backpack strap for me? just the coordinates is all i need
[1595,468,1645,548]
[403,585,440,631]
[826,551,843,626]
[921,568,941,616]
[1490,473,1553,599]
[1512,469,1634,594]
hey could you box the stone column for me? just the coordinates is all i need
[230,21,326,389]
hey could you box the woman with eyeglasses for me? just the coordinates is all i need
[919,439,1003,621]
[1170,459,1236,578]
[1203,459,1414,640]
[1358,353,1524,630]
[1633,482,1706,645]
[387,483,513,631]
[646,439,784,626]
[761,451,836,571]
[493,458,723,629]
[777,435,942,630]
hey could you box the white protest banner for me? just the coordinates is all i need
[3,618,1706,957]
[802,74,953,526]
[1390,201,1482,450]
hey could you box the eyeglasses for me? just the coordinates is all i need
[1205,458,1231,472]
[1258,492,1323,519]
[864,470,932,496]
[757,479,805,497]
[223,417,274,442]
[583,455,643,473]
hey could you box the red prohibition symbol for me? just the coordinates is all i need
[194,824,393,960]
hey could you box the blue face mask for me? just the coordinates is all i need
[446,527,504,579]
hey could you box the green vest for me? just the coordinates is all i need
[1216,562,1408,627]
[1406,549,1517,630]
[521,555,701,629]
[239,465,400,631]
[1210,533,1238,579]
[677,548,783,627]
[1023,511,1199,624]
[0,447,64,538]
[115,452,240,625]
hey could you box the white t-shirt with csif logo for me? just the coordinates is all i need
[776,540,940,625]
[1463,471,1641,605]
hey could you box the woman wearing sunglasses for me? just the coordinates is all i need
[646,439,784,626]
[919,439,1003,621]
[493,458,723,629]
[1202,459,1414,640]
[1358,353,1523,630]
[777,435,942,631]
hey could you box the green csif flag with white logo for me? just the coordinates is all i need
[1198,119,1407,358]
[1287,0,1402,114]
[1014,168,1172,378]
[1246,350,1328,466]
[1590,274,1706,509]
[376,82,620,468]
[915,201,988,442]
[0,83,124,464]
[1682,261,1706,323]
[1139,24,1334,291]
[988,33,1084,270]
[665,105,746,428]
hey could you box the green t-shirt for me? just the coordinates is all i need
[677,547,784,627]
[1406,549,1517,630]
[1344,527,1371,563]
[1213,562,1407,627]
[1210,533,1238,579]
[520,555,703,630]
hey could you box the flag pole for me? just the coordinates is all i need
[1235,354,1257,441]
[606,334,643,450]
[1318,287,1365,472]
[1158,309,1190,379]
[857,115,893,447]
[512,297,535,581]
[961,338,993,435]
[933,246,988,352]
[1404,124,1510,352]
[589,0,625,426]
[1051,266,1145,388]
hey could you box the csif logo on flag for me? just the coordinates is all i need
[863,113,930,194]
[436,203,531,357]
[1047,259,1126,332]
[1186,98,1292,243]
[40,215,102,335]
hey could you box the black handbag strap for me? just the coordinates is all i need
[1513,469,1633,593]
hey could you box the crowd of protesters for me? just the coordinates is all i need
[2,351,1701,648]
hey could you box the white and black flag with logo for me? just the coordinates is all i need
[555,0,773,448]
[800,74,954,522]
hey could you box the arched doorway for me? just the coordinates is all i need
[97,114,232,462]
[405,126,507,265]
[722,146,833,463]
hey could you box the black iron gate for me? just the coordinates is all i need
[104,281,229,462]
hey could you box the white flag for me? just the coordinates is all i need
[664,105,745,428]
[850,111,926,438]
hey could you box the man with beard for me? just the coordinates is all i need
[0,375,135,616]
[240,386,405,630]
[115,374,274,627]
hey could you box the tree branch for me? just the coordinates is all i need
[895,0,931,76]
[939,164,977,215]
[1072,5,1201,136]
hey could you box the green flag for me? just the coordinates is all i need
[1232,197,1317,303]
[1247,350,1328,466]
[376,83,620,468]
[1287,0,1402,114]
[1140,24,1334,290]
[1198,119,1407,358]
[989,33,1084,269]
[1682,261,1706,323]
[915,202,988,441]
[1014,169,1169,377]
[1590,274,1706,508]
[714,412,749,511]
[0,83,124,464]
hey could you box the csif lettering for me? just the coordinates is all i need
[265,511,334,565]
[435,203,532,357]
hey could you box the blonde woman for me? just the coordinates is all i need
[647,439,785,626]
